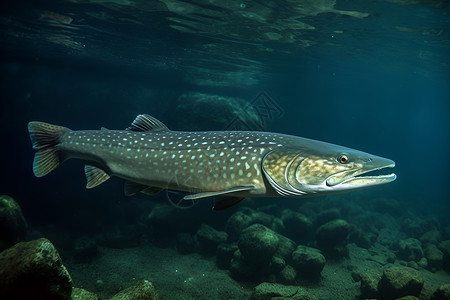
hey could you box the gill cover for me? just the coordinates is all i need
[262,149,307,197]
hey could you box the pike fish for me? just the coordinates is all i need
[28,114,396,210]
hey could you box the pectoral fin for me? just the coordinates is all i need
[183,185,255,200]
[85,165,110,189]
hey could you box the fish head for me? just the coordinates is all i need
[262,144,396,196]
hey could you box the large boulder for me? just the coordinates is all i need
[110,280,157,300]
[195,224,228,254]
[0,238,72,300]
[238,224,279,266]
[291,245,326,279]
[0,195,28,251]
[378,265,424,299]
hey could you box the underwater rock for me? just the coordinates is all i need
[270,256,286,273]
[226,209,276,241]
[0,195,28,252]
[110,279,157,300]
[280,209,313,243]
[226,210,253,240]
[176,233,195,254]
[72,287,98,299]
[73,236,99,263]
[171,92,261,130]
[314,209,340,228]
[229,251,254,280]
[420,229,441,246]
[396,296,420,300]
[147,203,180,229]
[291,245,326,279]
[274,233,296,261]
[360,271,381,299]
[251,282,313,300]
[432,283,450,300]
[315,219,350,258]
[438,240,450,270]
[0,238,72,300]
[216,243,238,269]
[378,265,424,299]
[377,227,401,247]
[348,228,373,249]
[238,224,280,266]
[278,265,297,285]
[195,223,228,254]
[401,217,434,238]
[424,244,443,271]
[395,238,424,262]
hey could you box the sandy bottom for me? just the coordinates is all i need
[66,242,450,299]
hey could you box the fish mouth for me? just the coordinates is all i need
[326,161,396,188]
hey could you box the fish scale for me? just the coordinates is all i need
[28,114,396,210]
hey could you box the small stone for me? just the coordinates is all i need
[238,224,279,266]
[291,245,325,279]
[378,265,424,299]
[0,238,72,300]
[278,265,296,285]
[110,280,157,300]
[195,224,228,254]
[0,195,28,251]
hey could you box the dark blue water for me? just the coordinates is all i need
[1,0,449,298]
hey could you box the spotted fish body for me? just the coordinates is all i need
[28,114,396,210]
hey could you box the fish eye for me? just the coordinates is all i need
[337,154,349,164]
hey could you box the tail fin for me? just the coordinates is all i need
[28,121,69,177]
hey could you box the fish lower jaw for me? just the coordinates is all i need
[338,172,397,186]
[326,164,396,188]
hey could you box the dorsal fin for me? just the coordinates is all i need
[126,114,169,132]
